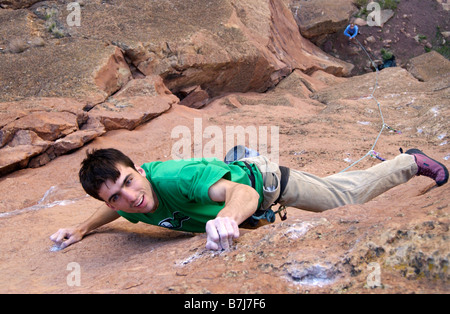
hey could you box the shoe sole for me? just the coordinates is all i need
[405,148,449,186]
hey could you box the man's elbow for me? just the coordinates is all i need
[231,183,259,208]
[246,185,260,208]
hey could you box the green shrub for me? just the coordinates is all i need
[381,48,393,61]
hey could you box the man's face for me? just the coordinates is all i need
[98,164,158,214]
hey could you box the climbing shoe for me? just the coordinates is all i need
[405,148,449,186]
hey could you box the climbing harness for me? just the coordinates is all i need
[241,161,290,227]
[340,38,401,172]
[244,165,290,228]
[263,165,290,223]
[224,145,290,227]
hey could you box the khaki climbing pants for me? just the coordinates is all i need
[242,154,418,212]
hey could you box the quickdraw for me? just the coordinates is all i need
[385,124,402,134]
[369,150,386,162]
[251,205,288,223]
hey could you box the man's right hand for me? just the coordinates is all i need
[50,228,84,249]
[205,217,240,251]
[49,204,120,250]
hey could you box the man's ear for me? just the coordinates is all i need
[136,165,146,177]
[105,202,116,211]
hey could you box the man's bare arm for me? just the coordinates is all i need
[206,178,260,250]
[50,204,120,249]
[209,179,259,224]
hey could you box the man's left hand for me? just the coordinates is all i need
[205,217,239,251]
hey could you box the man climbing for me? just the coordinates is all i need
[50,147,448,251]
[344,23,359,41]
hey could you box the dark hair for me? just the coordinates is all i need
[79,148,137,201]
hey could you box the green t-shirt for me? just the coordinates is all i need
[117,158,264,233]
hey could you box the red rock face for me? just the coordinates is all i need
[93,46,132,98]
[0,0,353,175]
